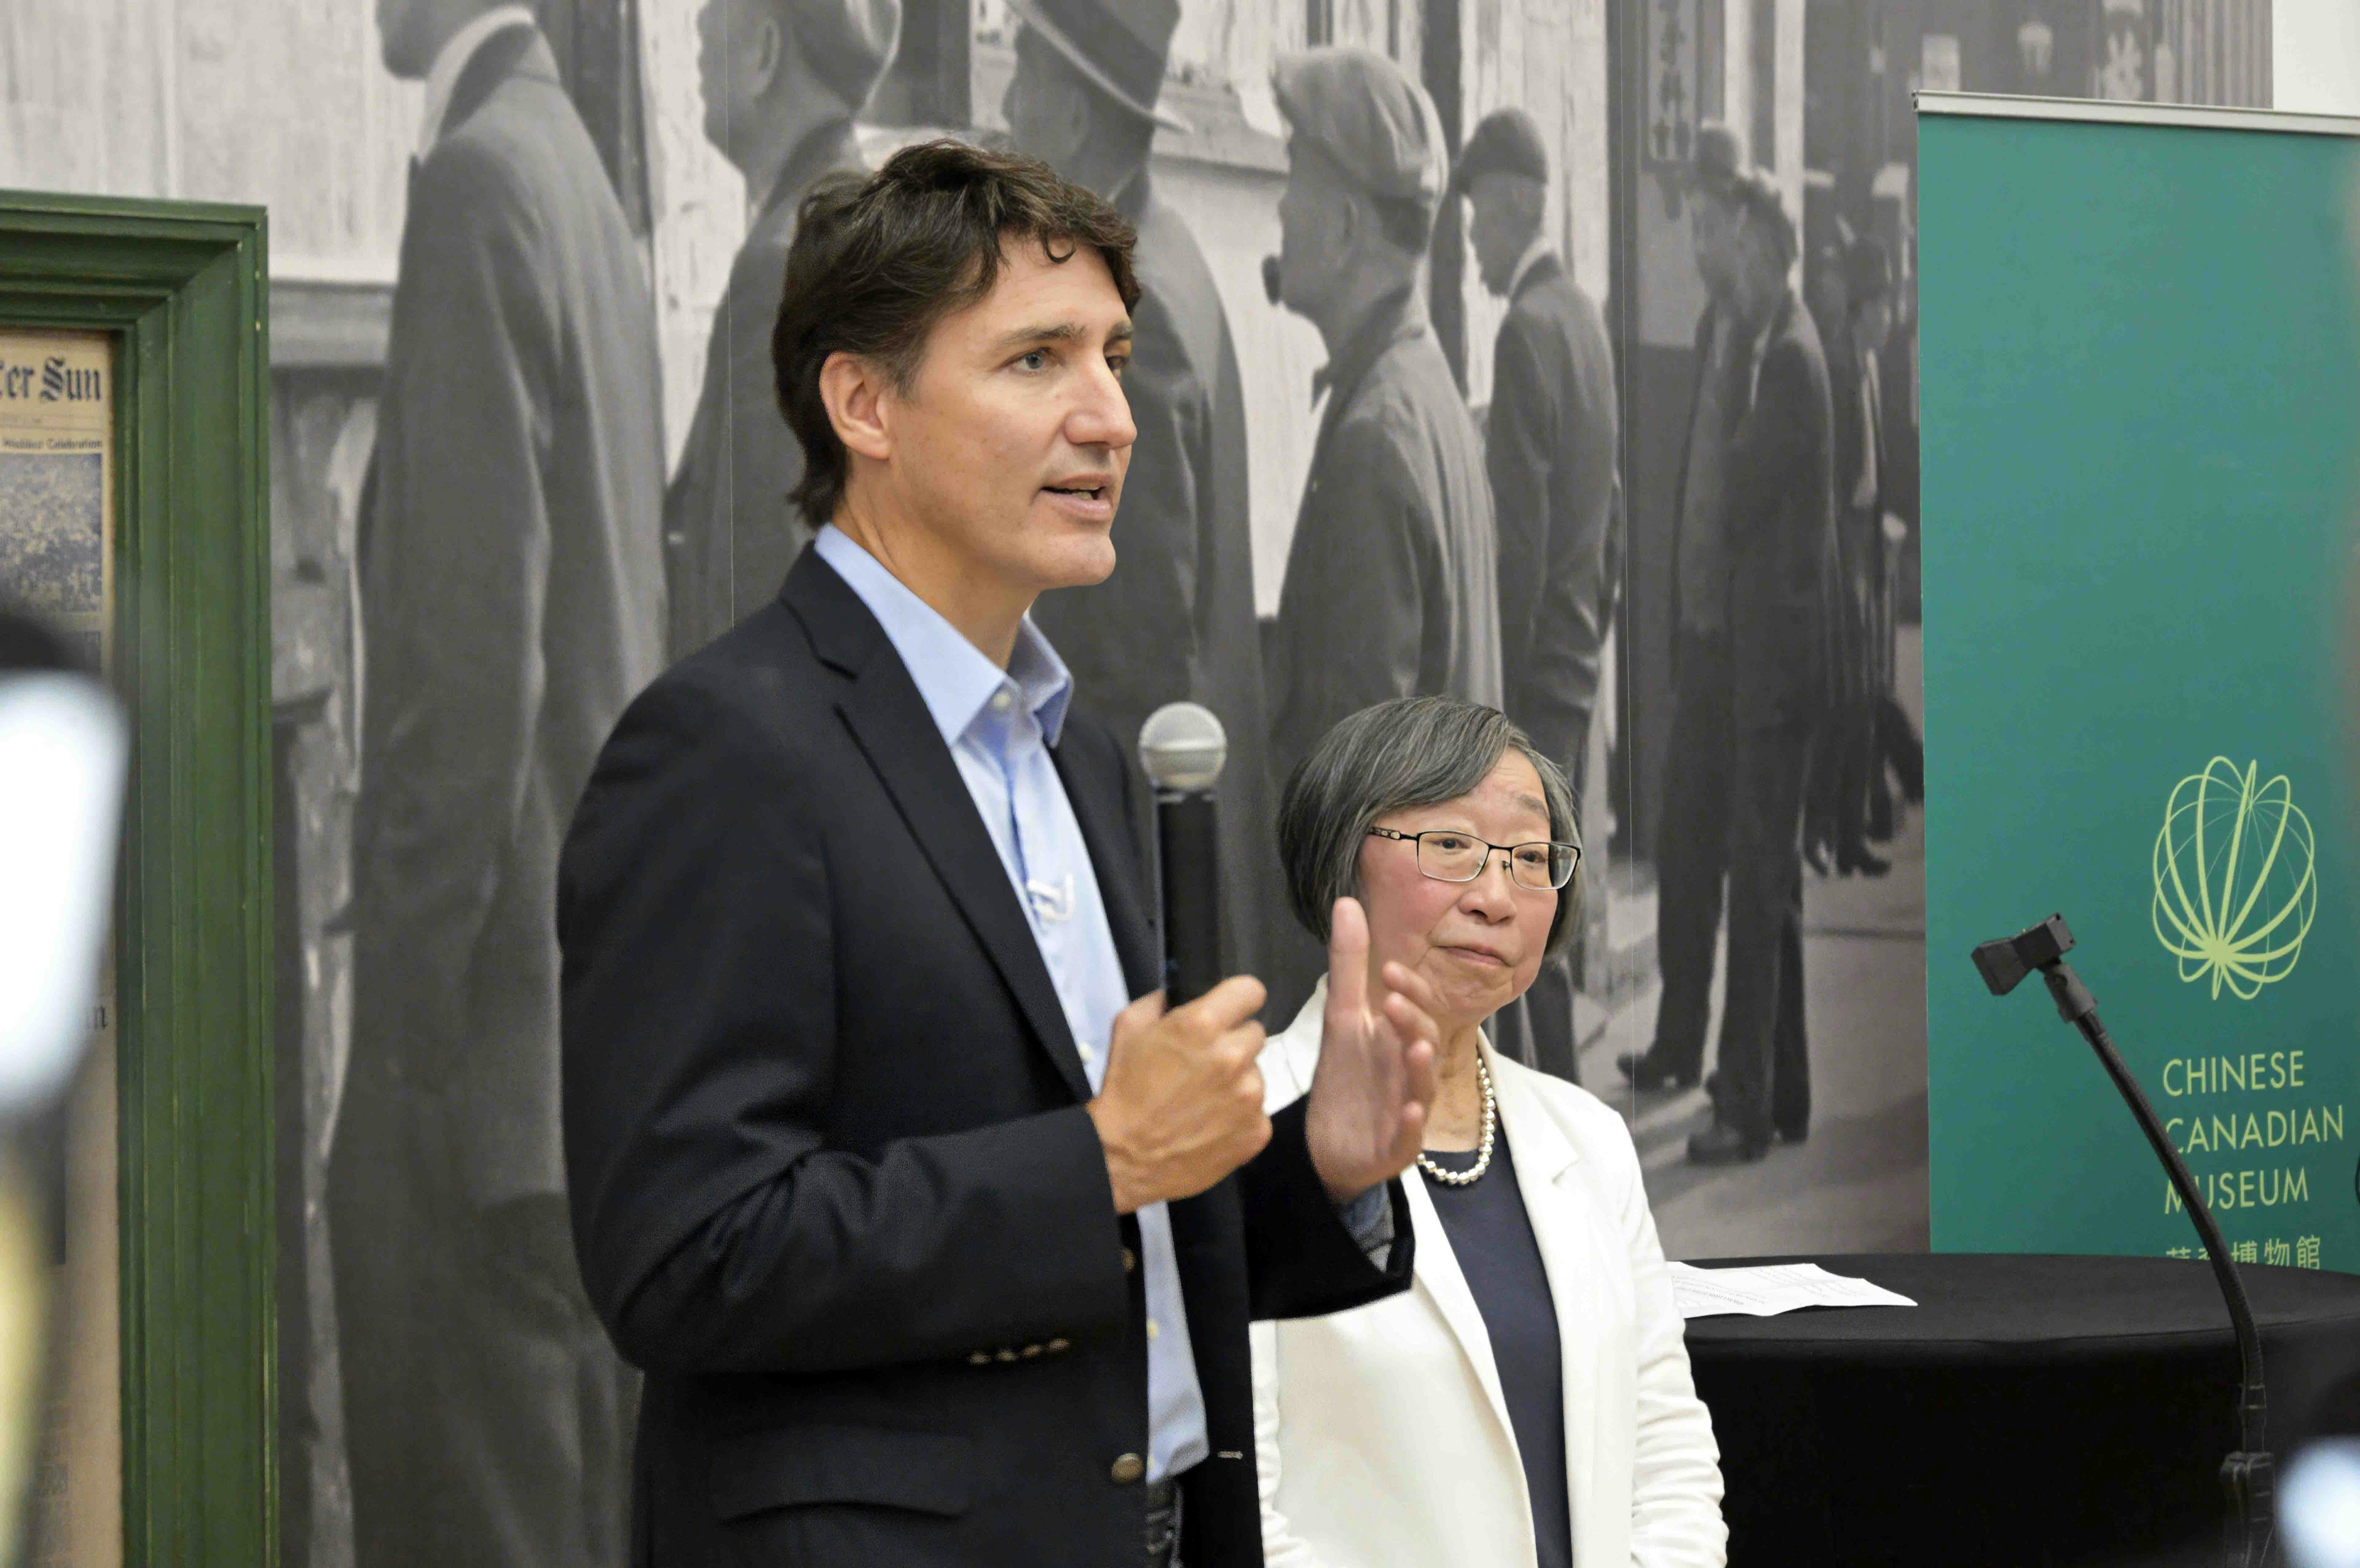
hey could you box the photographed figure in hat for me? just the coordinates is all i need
[1619,120,1745,1098]
[1648,172,1835,1166]
[1801,237,1856,879]
[663,0,903,661]
[336,2,661,1562]
[1838,234,1923,849]
[1001,0,1280,987]
[1804,227,1921,882]
[1262,45,1504,1019]
[1452,106,1619,1086]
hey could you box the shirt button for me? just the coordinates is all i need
[990,690,1013,713]
[1111,1452,1146,1485]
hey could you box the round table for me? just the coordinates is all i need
[1680,1254,2360,1567]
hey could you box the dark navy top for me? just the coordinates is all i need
[1422,1129,1572,1568]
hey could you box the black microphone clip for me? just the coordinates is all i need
[1971,912,2074,997]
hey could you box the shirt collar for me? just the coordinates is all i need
[1311,283,1423,402]
[811,525,1074,748]
[417,5,537,158]
[755,116,863,221]
[1505,238,1552,300]
[1746,286,1791,360]
[1107,165,1154,225]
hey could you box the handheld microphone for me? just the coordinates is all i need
[1138,702,1228,1006]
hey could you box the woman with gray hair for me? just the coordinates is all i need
[1252,697,1725,1567]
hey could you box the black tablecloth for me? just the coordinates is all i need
[1682,1255,2360,1566]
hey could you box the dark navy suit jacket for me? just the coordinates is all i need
[559,549,1414,1566]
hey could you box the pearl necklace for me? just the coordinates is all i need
[1416,1051,1498,1186]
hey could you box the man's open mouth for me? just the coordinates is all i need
[1044,484,1106,498]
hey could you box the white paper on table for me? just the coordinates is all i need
[1667,1261,1918,1320]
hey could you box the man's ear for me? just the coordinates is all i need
[1055,75,1094,162]
[819,350,895,466]
[748,10,788,98]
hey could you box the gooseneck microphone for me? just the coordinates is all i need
[1138,702,1229,1007]
[1973,915,2274,1568]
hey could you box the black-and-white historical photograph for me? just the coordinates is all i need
[0,0,2274,1561]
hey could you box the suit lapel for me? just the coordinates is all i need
[1051,736,1158,999]
[1514,249,1565,306]
[1490,1054,1609,1558]
[441,21,545,140]
[1862,349,1886,484]
[787,555,1095,1103]
[1400,1164,1519,1454]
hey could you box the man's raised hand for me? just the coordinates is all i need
[1303,898,1441,1204]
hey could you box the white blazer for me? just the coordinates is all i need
[1252,981,1726,1567]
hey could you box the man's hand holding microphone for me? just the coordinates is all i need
[1084,923,1443,1214]
[1085,697,1440,1215]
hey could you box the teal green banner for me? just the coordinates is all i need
[1920,104,2360,1270]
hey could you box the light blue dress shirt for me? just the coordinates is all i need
[812,525,1211,1482]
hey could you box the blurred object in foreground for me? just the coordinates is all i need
[0,603,126,1559]
[2285,1438,2360,1568]
[0,622,122,1112]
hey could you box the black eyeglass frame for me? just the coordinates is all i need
[1364,826,1583,892]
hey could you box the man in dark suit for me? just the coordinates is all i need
[334,4,662,1563]
[1630,170,1836,1164]
[559,140,1439,1568]
[1817,232,1896,877]
[664,0,902,661]
[1841,235,1923,842]
[1618,122,1736,1094]
[1000,0,1280,984]
[1452,107,1619,1083]
[1262,47,1503,1021]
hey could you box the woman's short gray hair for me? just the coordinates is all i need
[1276,696,1582,958]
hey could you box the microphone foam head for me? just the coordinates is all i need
[1138,702,1228,791]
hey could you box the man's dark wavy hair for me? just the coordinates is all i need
[771,138,1142,530]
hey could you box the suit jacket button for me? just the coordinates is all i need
[967,1352,991,1366]
[1047,1337,1071,1352]
[1111,1452,1145,1485]
[1122,1247,1137,1273]
[1021,1343,1042,1357]
[996,1349,1018,1362]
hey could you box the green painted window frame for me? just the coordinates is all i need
[0,190,274,1565]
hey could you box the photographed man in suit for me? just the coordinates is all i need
[1814,231,1897,879]
[1263,47,1503,1021]
[1453,107,1619,1084]
[1841,235,1924,845]
[1619,122,1737,1097]
[559,140,1441,1568]
[336,2,663,1564]
[1001,0,1280,982]
[1628,170,1835,1165]
[664,0,902,660]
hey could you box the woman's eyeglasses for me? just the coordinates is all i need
[1366,826,1581,893]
